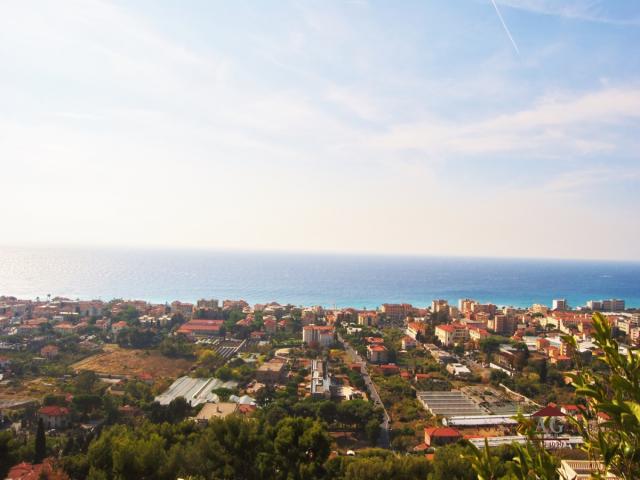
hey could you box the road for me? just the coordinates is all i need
[337,332,391,449]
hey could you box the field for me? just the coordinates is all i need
[70,344,193,379]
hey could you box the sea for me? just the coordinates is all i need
[0,246,639,309]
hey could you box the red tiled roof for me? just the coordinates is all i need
[367,344,387,352]
[39,406,69,417]
[532,405,565,417]
[365,336,385,343]
[424,426,462,438]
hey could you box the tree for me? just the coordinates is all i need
[34,418,46,463]
[365,418,381,446]
[468,312,640,480]
[564,312,640,479]
[479,336,502,364]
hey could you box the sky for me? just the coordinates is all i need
[0,0,639,261]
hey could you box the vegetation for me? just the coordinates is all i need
[468,312,640,479]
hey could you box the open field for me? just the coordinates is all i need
[70,344,193,379]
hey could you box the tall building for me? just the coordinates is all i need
[431,299,449,314]
[302,325,334,347]
[586,300,603,311]
[458,298,477,314]
[552,299,568,311]
[602,299,625,312]
[587,298,625,312]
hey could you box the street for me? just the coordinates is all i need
[337,332,391,449]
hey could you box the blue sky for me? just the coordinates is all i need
[0,0,639,260]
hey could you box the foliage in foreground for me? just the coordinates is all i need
[469,312,640,480]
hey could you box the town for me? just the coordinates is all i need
[0,294,637,479]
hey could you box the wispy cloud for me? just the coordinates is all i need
[496,0,640,26]
[370,86,640,158]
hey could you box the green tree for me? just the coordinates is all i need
[468,312,640,480]
[34,418,46,463]
[564,312,640,479]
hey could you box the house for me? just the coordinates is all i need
[378,364,400,376]
[435,323,469,346]
[0,355,11,369]
[111,320,128,337]
[424,426,462,447]
[40,345,59,359]
[263,316,278,334]
[38,406,70,429]
[366,344,388,364]
[365,336,385,345]
[401,336,417,350]
[406,322,426,340]
[468,326,489,342]
[561,404,581,417]
[53,322,78,335]
[357,311,378,327]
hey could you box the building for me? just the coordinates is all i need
[423,426,462,447]
[586,300,602,311]
[263,315,278,334]
[6,459,65,480]
[446,363,471,376]
[357,310,378,327]
[406,321,426,340]
[435,323,469,346]
[531,304,550,315]
[431,299,449,314]
[489,314,518,335]
[458,298,477,314]
[170,301,194,319]
[196,298,219,310]
[310,359,332,399]
[256,359,286,384]
[176,319,223,338]
[601,299,625,312]
[401,336,417,350]
[302,325,334,348]
[40,345,59,359]
[111,320,128,337]
[366,344,388,364]
[468,326,489,342]
[380,303,413,321]
[558,460,620,480]
[38,406,70,429]
[552,299,568,311]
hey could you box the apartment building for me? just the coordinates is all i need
[435,323,469,346]
[302,324,334,347]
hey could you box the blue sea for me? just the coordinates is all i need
[0,246,639,308]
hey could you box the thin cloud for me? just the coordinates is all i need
[496,0,640,26]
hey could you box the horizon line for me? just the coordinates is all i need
[1,242,639,265]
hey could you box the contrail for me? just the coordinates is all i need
[490,0,520,55]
